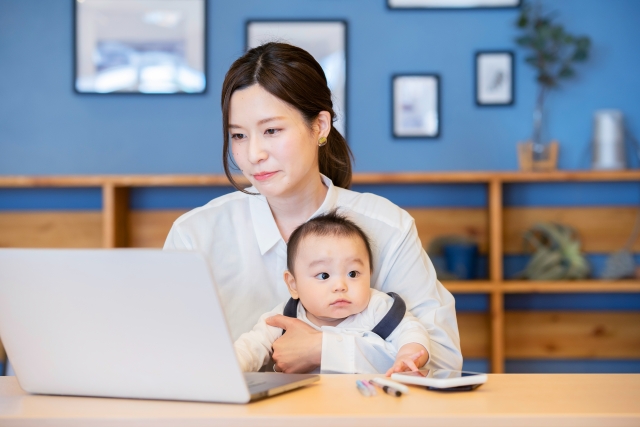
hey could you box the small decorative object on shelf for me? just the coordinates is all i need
[516,222,590,281]
[518,140,558,171]
[592,110,626,171]
[514,0,591,170]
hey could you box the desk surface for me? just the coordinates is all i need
[1,374,639,427]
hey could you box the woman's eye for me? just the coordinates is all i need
[231,133,246,140]
[315,272,330,280]
[348,271,359,278]
[265,128,279,135]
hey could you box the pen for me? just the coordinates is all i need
[355,380,371,397]
[363,380,377,396]
[369,380,402,397]
[371,377,410,394]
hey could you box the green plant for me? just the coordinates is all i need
[515,0,591,151]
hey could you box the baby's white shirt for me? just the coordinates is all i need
[234,288,431,374]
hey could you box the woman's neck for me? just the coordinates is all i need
[266,173,328,242]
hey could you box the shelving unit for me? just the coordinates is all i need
[2,170,640,373]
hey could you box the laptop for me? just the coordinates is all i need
[0,249,318,403]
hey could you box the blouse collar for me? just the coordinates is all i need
[248,174,339,255]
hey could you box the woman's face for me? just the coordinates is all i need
[228,84,330,199]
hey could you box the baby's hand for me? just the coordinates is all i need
[385,343,428,377]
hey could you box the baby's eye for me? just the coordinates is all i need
[348,271,360,278]
[231,133,246,140]
[315,272,330,280]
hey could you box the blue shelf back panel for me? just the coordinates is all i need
[0,188,102,210]
[454,292,640,312]
[1,182,639,210]
[504,292,640,311]
[351,184,487,208]
[451,294,489,312]
[463,359,640,374]
[129,186,235,210]
[504,182,640,207]
[506,360,640,374]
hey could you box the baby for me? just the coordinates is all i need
[234,210,430,375]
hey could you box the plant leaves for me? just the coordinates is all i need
[517,13,528,28]
[516,35,533,46]
[576,36,591,49]
[525,55,539,66]
[572,49,588,61]
[551,25,565,41]
[559,66,575,78]
[537,73,556,87]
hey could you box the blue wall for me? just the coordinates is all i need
[1,0,639,174]
[1,0,640,373]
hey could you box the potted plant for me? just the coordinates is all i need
[515,0,591,170]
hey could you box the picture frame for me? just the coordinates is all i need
[392,74,441,139]
[387,0,521,9]
[74,0,207,94]
[246,20,348,137]
[475,51,514,106]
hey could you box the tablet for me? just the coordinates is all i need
[391,369,487,391]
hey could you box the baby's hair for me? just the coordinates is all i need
[286,210,373,274]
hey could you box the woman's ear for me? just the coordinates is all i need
[315,111,332,139]
[283,270,299,299]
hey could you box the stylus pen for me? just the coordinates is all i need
[368,380,401,397]
[371,377,409,394]
[362,380,377,396]
[355,380,371,397]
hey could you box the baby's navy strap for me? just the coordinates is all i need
[281,293,405,340]
[371,292,406,340]
[283,297,299,319]
[281,298,300,335]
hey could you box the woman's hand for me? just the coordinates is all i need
[385,344,428,377]
[266,314,323,373]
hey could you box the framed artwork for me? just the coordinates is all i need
[475,51,514,106]
[392,74,440,139]
[74,0,206,94]
[387,0,520,9]
[246,20,347,137]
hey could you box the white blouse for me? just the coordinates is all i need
[163,175,463,373]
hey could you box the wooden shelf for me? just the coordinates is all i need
[2,169,640,188]
[444,280,640,294]
[442,281,496,293]
[502,280,640,293]
[2,169,639,374]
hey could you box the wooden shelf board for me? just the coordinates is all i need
[502,280,640,293]
[2,170,639,188]
[443,281,495,293]
[0,175,246,188]
[497,170,640,183]
[443,280,640,293]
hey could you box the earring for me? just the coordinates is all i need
[318,136,328,146]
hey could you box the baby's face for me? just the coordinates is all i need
[284,234,371,327]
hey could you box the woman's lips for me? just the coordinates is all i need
[252,171,278,181]
[330,299,351,307]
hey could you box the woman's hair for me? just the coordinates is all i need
[221,42,353,192]
[286,210,373,275]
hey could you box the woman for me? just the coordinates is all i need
[164,42,462,373]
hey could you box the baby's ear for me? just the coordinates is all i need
[283,270,299,299]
